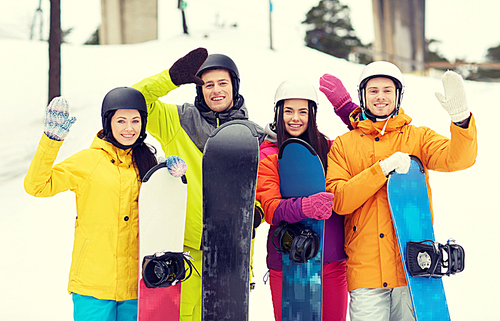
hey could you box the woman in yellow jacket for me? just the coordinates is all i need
[325,62,477,321]
[24,87,157,321]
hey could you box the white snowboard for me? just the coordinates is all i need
[138,159,188,320]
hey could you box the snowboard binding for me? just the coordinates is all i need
[142,251,199,288]
[406,239,465,278]
[272,221,320,263]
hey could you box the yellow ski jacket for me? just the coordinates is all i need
[24,133,141,301]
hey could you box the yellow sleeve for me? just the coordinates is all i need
[24,134,79,197]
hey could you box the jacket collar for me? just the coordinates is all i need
[351,107,412,135]
[196,95,249,126]
[263,123,277,143]
[93,131,134,165]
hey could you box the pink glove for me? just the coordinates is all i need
[301,192,334,220]
[319,73,352,111]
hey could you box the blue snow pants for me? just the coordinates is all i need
[72,293,137,321]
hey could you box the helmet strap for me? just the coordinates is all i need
[360,87,401,123]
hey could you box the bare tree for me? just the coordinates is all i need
[48,0,61,103]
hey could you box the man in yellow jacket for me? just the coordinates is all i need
[132,48,265,320]
[325,62,477,321]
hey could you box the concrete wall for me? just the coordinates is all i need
[100,0,158,45]
[371,0,425,72]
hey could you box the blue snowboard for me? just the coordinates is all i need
[387,156,450,321]
[278,138,325,321]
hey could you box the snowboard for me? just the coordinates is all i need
[278,138,325,321]
[387,155,450,321]
[201,120,260,321]
[138,158,188,321]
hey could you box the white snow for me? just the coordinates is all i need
[1,1,499,320]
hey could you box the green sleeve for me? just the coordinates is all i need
[132,69,182,147]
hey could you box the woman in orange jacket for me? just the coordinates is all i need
[325,62,478,321]
[256,78,357,320]
[24,87,157,321]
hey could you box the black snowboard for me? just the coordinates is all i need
[201,120,260,320]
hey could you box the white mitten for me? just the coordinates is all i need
[435,71,470,123]
[379,152,411,176]
[44,97,76,141]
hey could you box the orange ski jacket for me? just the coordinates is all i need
[326,109,477,291]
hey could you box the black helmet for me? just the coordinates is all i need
[196,53,239,79]
[195,54,241,107]
[101,87,147,118]
[101,87,148,149]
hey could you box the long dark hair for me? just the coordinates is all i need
[275,100,330,171]
[131,110,157,181]
[132,141,157,181]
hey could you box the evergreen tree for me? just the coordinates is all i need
[85,27,100,45]
[302,0,366,61]
[486,43,500,62]
[426,39,448,63]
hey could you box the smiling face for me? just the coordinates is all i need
[365,77,397,117]
[110,109,141,146]
[283,99,309,137]
[201,69,234,112]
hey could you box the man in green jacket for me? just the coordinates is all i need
[132,48,265,320]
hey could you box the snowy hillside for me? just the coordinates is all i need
[1,1,499,320]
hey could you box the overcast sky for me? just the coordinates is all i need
[1,0,499,62]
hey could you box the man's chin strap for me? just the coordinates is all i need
[361,110,395,136]
[363,106,398,122]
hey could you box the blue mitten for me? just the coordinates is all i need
[44,97,76,141]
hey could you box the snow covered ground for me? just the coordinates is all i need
[1,1,499,320]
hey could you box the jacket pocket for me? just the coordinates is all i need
[74,238,91,277]
[344,210,361,247]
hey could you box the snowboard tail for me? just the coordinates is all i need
[138,281,181,320]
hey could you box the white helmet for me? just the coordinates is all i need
[274,79,319,106]
[271,79,319,131]
[357,61,405,120]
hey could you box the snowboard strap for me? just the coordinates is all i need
[142,251,199,288]
[272,221,320,263]
[406,239,465,278]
